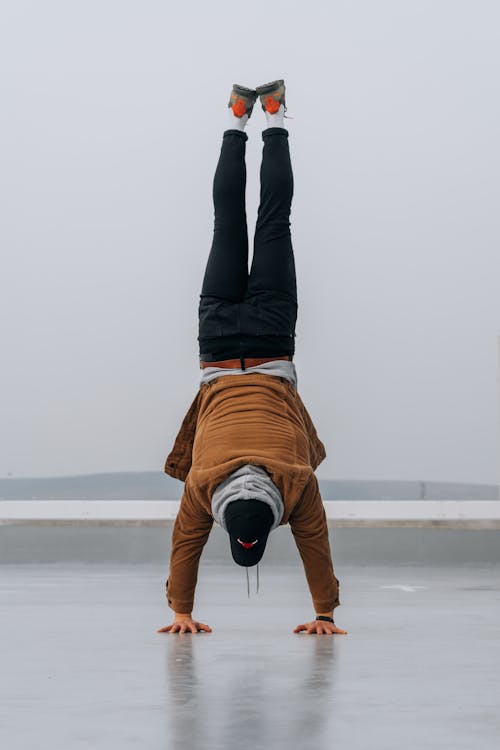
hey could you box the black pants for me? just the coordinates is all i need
[198,127,297,362]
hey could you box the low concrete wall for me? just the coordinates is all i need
[1,523,499,565]
[2,499,500,521]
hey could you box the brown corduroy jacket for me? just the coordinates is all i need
[164,373,340,614]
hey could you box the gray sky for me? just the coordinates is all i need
[1,0,499,483]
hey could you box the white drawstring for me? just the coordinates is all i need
[245,565,260,598]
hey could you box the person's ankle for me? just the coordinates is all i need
[264,103,285,129]
[228,110,249,131]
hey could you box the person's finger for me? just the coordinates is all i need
[157,625,172,633]
[170,624,180,634]
[198,623,212,632]
[188,623,198,633]
[294,624,306,633]
[179,624,187,634]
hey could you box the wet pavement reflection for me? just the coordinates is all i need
[1,562,499,749]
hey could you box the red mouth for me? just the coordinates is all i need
[237,538,258,550]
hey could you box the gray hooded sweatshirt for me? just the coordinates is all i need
[211,464,284,531]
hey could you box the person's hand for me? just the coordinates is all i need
[294,619,348,635]
[157,613,212,634]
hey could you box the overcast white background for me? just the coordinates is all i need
[1,0,499,483]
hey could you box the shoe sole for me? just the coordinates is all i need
[255,79,285,96]
[232,84,257,98]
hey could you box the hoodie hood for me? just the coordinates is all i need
[211,464,284,532]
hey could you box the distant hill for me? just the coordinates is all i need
[0,472,497,500]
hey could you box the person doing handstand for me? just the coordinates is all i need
[157,80,347,636]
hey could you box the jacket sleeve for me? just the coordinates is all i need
[165,484,214,614]
[288,475,340,613]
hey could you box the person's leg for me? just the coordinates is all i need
[200,129,249,301]
[247,127,297,301]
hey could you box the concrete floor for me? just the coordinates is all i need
[1,562,500,749]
